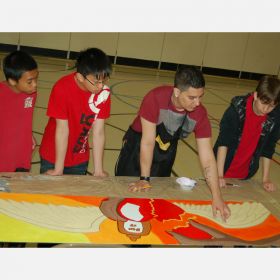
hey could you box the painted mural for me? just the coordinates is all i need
[0,192,279,245]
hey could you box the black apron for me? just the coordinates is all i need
[115,114,186,177]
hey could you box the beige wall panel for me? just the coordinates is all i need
[242,33,280,75]
[0,33,19,45]
[70,33,118,56]
[161,33,207,66]
[19,33,70,51]
[203,33,248,70]
[117,33,164,61]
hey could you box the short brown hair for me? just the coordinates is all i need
[174,66,205,91]
[256,76,280,106]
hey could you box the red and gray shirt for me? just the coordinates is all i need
[131,85,211,139]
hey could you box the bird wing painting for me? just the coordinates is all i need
[0,193,279,245]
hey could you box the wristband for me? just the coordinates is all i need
[140,176,150,182]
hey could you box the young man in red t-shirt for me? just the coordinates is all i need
[0,51,38,172]
[115,66,230,221]
[214,76,280,192]
[39,48,112,176]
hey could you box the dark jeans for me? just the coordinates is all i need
[40,158,88,175]
[15,168,29,172]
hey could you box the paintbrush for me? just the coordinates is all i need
[225,183,240,187]
[196,177,240,187]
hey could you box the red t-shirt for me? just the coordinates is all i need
[131,86,211,139]
[39,73,111,166]
[0,82,37,171]
[225,94,267,179]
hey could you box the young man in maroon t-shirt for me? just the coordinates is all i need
[214,76,280,192]
[40,48,112,176]
[115,66,230,221]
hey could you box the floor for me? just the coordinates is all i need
[0,53,279,184]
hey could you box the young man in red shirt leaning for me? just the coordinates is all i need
[40,48,112,176]
[214,76,280,192]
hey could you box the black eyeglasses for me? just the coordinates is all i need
[84,76,109,88]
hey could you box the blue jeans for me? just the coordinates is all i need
[40,158,88,175]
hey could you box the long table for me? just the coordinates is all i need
[0,173,280,247]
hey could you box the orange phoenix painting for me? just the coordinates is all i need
[0,193,279,245]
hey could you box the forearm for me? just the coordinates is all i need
[197,138,230,220]
[92,130,105,173]
[197,138,222,198]
[139,117,156,178]
[202,158,222,199]
[261,157,277,192]
[54,123,69,173]
[216,146,228,177]
[262,157,271,182]
[140,141,155,177]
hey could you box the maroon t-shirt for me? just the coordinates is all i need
[225,94,267,178]
[131,86,211,139]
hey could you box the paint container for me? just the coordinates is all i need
[176,177,197,191]
[0,179,10,192]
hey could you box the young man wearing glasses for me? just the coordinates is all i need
[40,48,112,176]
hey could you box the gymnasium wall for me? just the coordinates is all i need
[0,32,279,77]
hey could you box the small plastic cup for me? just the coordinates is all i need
[176,177,197,191]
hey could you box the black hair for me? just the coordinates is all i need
[256,75,280,106]
[3,50,38,81]
[174,66,205,91]
[76,48,112,79]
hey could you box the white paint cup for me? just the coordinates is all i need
[176,177,197,191]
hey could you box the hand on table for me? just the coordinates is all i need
[218,176,227,188]
[128,180,152,192]
[212,197,231,222]
[263,180,277,192]
[44,169,63,176]
[93,170,109,178]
